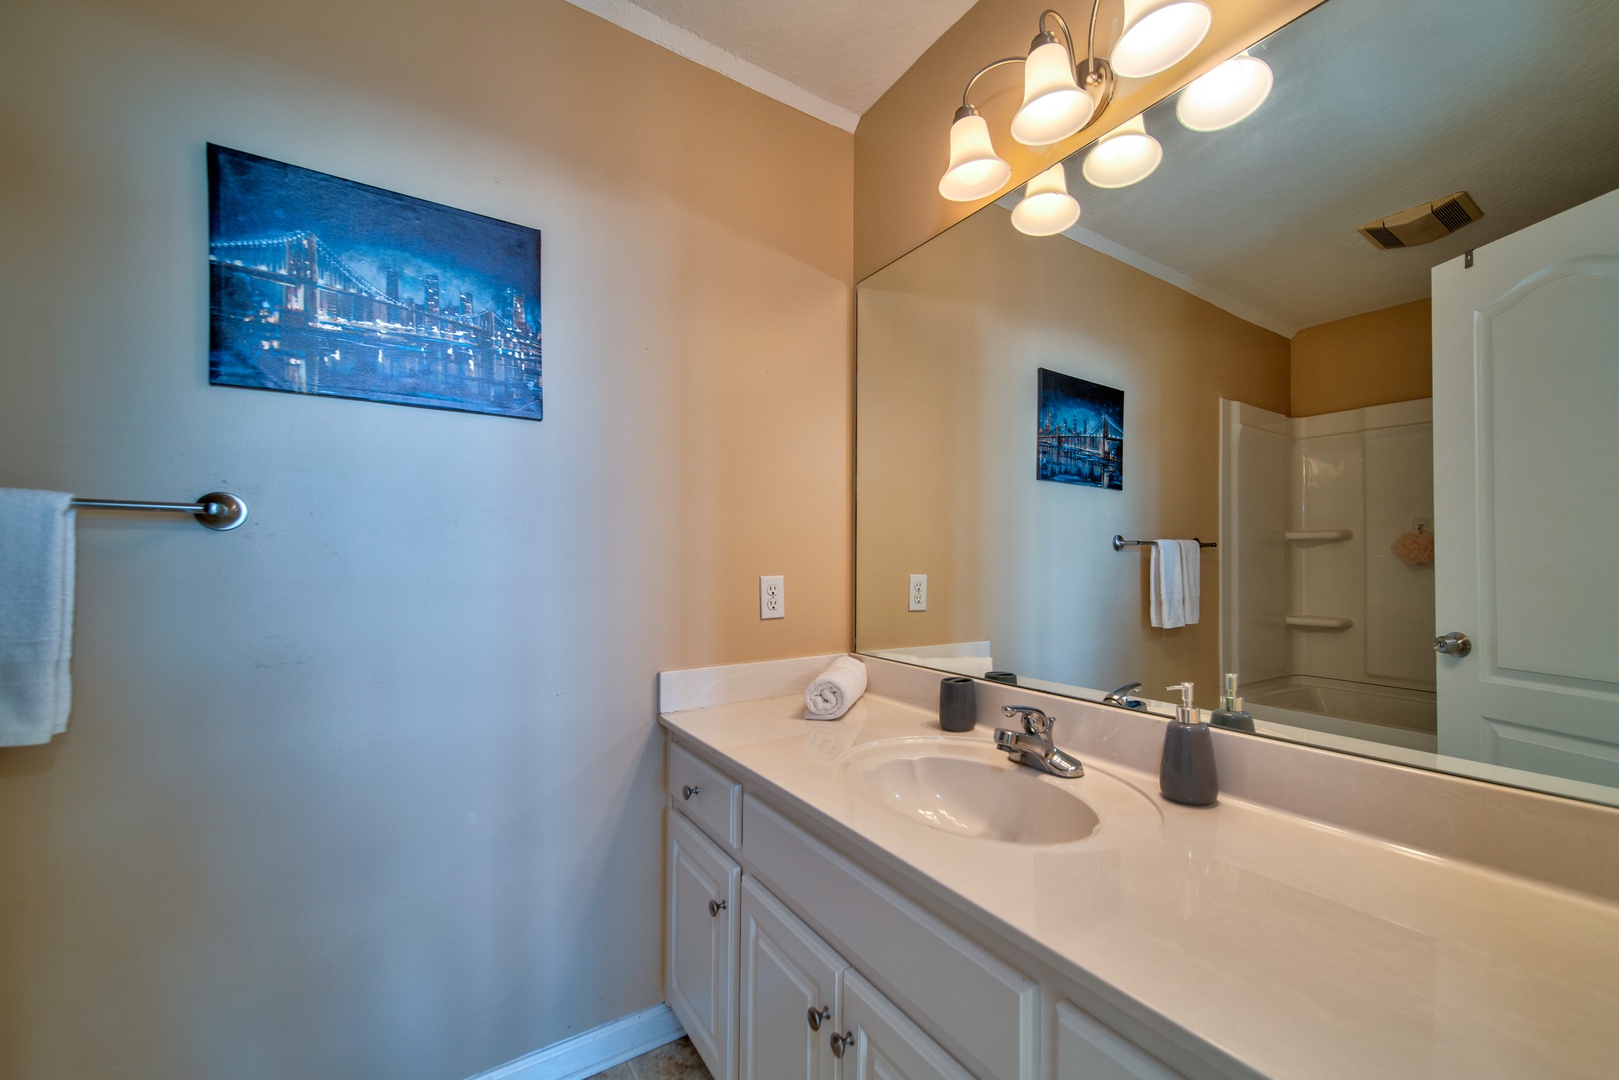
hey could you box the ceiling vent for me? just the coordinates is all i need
[1357,191,1484,249]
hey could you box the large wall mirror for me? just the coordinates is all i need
[855,0,1619,807]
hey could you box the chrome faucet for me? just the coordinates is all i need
[1102,682,1146,709]
[993,705,1084,778]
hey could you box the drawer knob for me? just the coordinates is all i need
[807,1006,831,1031]
[830,1031,855,1058]
[682,785,701,800]
[708,898,727,917]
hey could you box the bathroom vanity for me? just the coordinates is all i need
[659,656,1619,1080]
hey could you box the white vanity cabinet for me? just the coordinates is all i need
[666,737,1188,1080]
[668,810,740,1080]
[738,875,842,1080]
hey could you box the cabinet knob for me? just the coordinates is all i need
[807,1006,831,1031]
[682,784,700,800]
[830,1031,855,1058]
[708,898,727,917]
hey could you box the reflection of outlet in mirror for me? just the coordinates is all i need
[760,575,785,620]
[908,574,927,612]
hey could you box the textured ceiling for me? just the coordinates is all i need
[1022,0,1619,335]
[562,0,978,131]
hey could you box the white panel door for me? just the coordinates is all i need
[837,969,975,1080]
[668,811,740,1080]
[1432,186,1619,783]
[738,876,845,1080]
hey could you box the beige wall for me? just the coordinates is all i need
[857,209,1288,706]
[0,1,851,1077]
[1291,299,1433,416]
[853,0,1327,281]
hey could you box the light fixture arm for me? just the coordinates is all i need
[960,56,1026,112]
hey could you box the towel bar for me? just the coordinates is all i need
[1113,535,1216,551]
[71,491,248,531]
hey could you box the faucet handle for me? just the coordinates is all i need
[1002,705,1052,736]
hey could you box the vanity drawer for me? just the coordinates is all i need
[743,794,1037,1080]
[670,742,743,850]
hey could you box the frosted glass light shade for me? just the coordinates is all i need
[1011,163,1081,236]
[1176,51,1274,131]
[1011,39,1094,146]
[1082,115,1163,188]
[939,111,1012,201]
[1111,0,1212,78]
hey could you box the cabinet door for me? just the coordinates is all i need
[836,970,975,1080]
[1054,1002,1182,1080]
[669,811,740,1080]
[739,876,845,1080]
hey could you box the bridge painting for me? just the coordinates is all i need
[1037,368,1123,490]
[208,145,542,420]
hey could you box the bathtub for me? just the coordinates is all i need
[1242,675,1437,753]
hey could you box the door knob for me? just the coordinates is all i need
[1434,632,1472,657]
[830,1031,856,1058]
[681,785,700,800]
[807,1005,831,1031]
[708,899,727,917]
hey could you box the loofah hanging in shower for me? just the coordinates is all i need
[1391,524,1434,567]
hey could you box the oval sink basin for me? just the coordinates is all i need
[839,738,1161,847]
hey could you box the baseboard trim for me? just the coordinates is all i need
[467,1003,684,1080]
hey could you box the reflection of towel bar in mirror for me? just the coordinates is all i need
[70,491,248,531]
[1285,529,1353,542]
[1112,535,1216,551]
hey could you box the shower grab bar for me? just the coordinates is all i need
[1112,535,1216,550]
[71,491,248,531]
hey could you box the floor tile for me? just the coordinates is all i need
[586,1036,711,1080]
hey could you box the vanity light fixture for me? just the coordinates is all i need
[1081,115,1163,188]
[1175,50,1274,131]
[939,108,1013,201]
[1011,163,1082,236]
[1111,0,1213,79]
[939,6,1117,201]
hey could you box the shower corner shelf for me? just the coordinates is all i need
[1284,529,1354,543]
[1285,615,1355,630]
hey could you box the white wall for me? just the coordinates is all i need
[0,2,853,1077]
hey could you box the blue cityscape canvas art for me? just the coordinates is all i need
[208,145,542,420]
[1037,368,1123,490]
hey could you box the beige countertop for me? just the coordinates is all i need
[660,690,1619,1080]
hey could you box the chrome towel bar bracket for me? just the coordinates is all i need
[71,491,248,531]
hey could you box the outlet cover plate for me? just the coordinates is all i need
[909,574,927,612]
[760,575,785,620]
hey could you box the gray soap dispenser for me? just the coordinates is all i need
[1159,681,1218,806]
[1210,673,1256,733]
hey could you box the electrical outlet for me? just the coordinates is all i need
[908,574,927,612]
[760,575,785,620]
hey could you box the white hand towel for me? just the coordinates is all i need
[0,489,76,746]
[804,656,867,721]
[1150,539,1187,629]
[1177,538,1201,626]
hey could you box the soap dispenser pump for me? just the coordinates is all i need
[1159,682,1218,806]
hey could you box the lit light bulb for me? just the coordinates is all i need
[939,106,1012,202]
[1081,115,1163,188]
[1011,163,1081,236]
[1176,51,1274,131]
[1111,0,1212,79]
[1011,37,1095,146]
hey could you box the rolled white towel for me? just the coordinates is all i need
[804,656,867,721]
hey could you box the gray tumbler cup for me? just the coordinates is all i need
[939,677,977,732]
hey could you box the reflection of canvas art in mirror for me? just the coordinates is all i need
[1037,368,1123,490]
